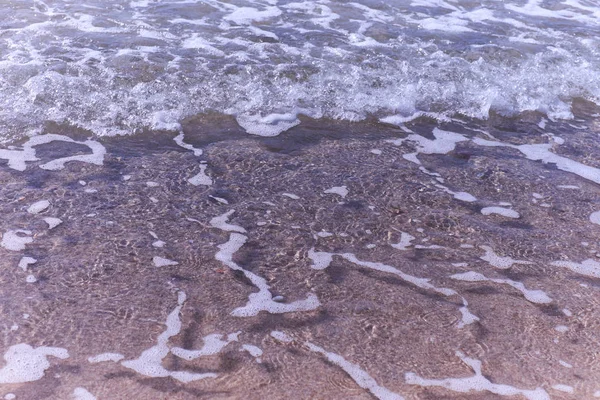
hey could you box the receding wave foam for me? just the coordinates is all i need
[1,0,600,139]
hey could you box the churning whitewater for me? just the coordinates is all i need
[1,0,600,139]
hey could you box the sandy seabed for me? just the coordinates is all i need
[1,115,600,399]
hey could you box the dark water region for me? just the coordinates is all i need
[1,110,600,399]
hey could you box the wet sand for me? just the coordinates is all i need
[1,116,600,399]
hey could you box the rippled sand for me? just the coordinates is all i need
[1,115,600,399]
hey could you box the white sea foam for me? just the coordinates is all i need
[405,351,550,400]
[1,230,33,251]
[270,331,293,343]
[152,256,179,268]
[27,200,50,214]
[458,298,480,328]
[308,249,464,302]
[188,164,213,186]
[173,133,203,156]
[590,211,600,225]
[44,217,62,229]
[388,128,468,165]
[306,341,404,400]
[18,257,36,272]
[72,388,96,400]
[324,186,348,198]
[236,113,300,137]
[88,353,125,363]
[172,332,240,360]
[451,271,552,304]
[557,185,580,189]
[480,246,532,269]
[435,184,478,203]
[121,291,217,382]
[391,232,415,251]
[0,344,69,384]
[559,360,573,368]
[216,233,320,316]
[551,258,600,278]
[0,135,105,171]
[474,137,600,186]
[210,210,246,233]
[481,207,520,219]
[240,344,263,363]
[551,384,574,394]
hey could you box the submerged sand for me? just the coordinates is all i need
[0,115,600,399]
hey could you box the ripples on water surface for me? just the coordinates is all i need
[2,1,600,400]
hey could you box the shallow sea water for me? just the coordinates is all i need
[1,109,600,399]
[3,0,600,399]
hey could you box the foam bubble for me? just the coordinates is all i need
[210,210,247,233]
[236,113,300,137]
[216,233,320,317]
[72,388,96,400]
[458,297,480,328]
[474,137,600,186]
[1,230,33,251]
[188,164,213,186]
[173,133,202,157]
[480,246,532,269]
[559,360,573,368]
[172,332,240,361]
[391,232,415,251]
[308,249,457,298]
[551,384,573,394]
[43,217,62,229]
[270,331,293,343]
[388,129,469,163]
[435,184,478,203]
[316,231,333,238]
[88,353,124,363]
[555,325,569,333]
[405,351,550,400]
[557,185,580,189]
[324,186,348,198]
[27,200,50,214]
[152,256,179,268]
[451,271,551,304]
[121,291,217,382]
[18,257,36,272]
[590,211,600,225]
[240,344,263,363]
[551,258,600,278]
[305,341,404,400]
[481,207,520,219]
[0,344,69,384]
